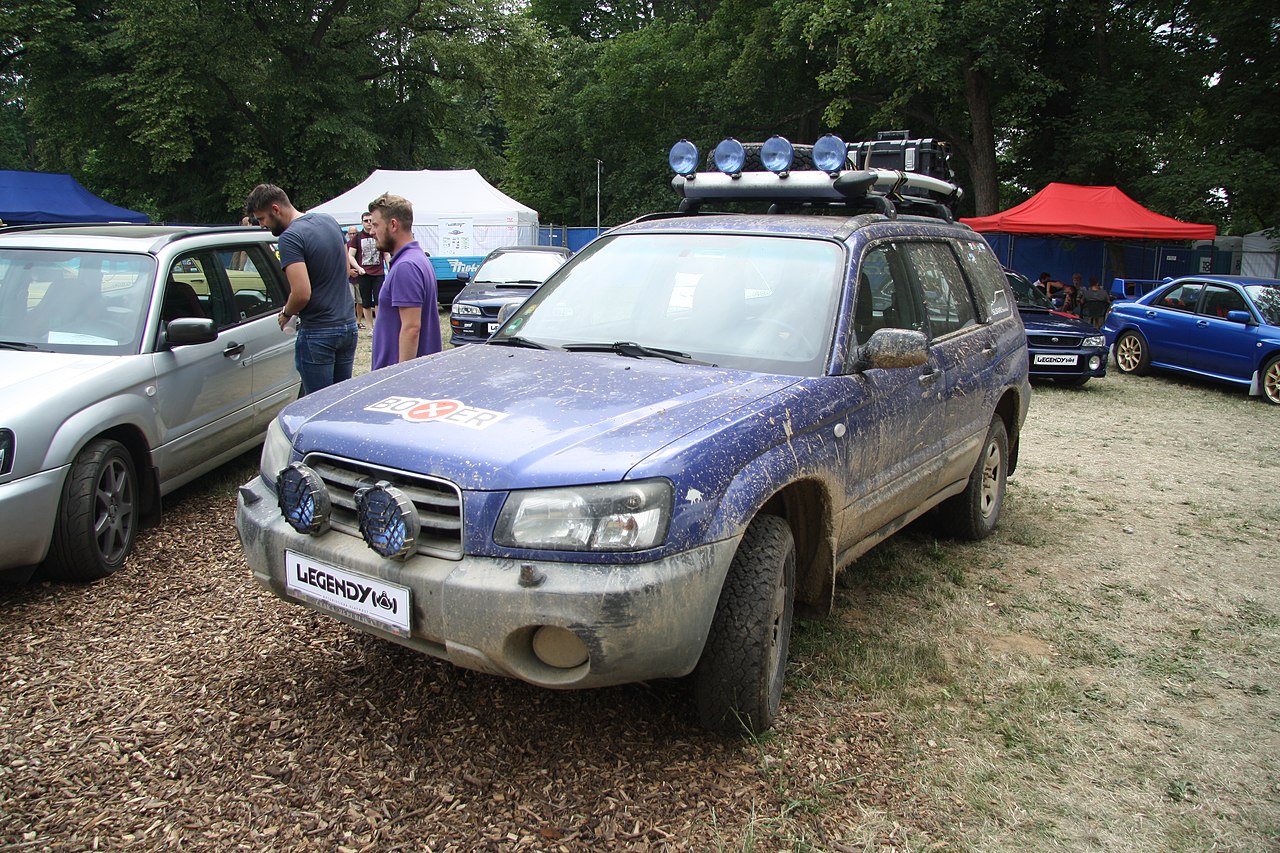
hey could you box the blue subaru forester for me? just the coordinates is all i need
[236,136,1031,734]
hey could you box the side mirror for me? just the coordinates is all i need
[856,328,929,372]
[456,270,471,283]
[164,317,218,348]
[1225,310,1255,325]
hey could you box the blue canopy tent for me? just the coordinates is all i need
[0,170,148,225]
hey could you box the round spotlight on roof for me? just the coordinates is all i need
[355,481,420,561]
[277,462,331,535]
[760,135,794,174]
[713,138,746,176]
[812,134,849,174]
[668,139,700,176]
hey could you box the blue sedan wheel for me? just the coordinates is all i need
[1263,355,1280,405]
[1115,331,1151,376]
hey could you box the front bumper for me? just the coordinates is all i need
[1028,345,1108,379]
[236,475,739,688]
[0,465,68,571]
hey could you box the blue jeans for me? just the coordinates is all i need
[295,321,358,396]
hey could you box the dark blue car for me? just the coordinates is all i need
[1005,270,1107,386]
[448,245,572,345]
[1104,274,1280,404]
[236,136,1031,734]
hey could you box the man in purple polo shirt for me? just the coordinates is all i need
[367,193,441,370]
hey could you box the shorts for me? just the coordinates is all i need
[357,274,384,309]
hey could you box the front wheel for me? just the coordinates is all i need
[44,438,137,581]
[1114,331,1151,376]
[937,416,1008,541]
[692,515,796,735]
[1261,354,1280,405]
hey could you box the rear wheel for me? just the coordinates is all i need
[938,416,1008,541]
[692,515,795,735]
[1262,354,1280,405]
[1114,331,1151,376]
[44,439,137,581]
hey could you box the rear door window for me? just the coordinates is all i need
[901,242,977,338]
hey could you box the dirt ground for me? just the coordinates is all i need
[1,337,1277,850]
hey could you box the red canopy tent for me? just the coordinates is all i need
[961,183,1216,240]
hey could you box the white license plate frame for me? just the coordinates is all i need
[284,551,411,636]
[487,322,500,334]
[1034,353,1078,366]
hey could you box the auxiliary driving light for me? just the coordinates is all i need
[812,134,848,173]
[713,138,746,176]
[278,462,331,535]
[760,135,794,174]
[1089,355,1102,371]
[355,481,420,560]
[668,139,700,176]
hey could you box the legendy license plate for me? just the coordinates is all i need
[285,551,411,636]
[1034,354,1078,366]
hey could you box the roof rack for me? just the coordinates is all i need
[665,135,965,223]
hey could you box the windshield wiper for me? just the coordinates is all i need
[488,335,555,350]
[562,341,713,366]
[0,340,40,351]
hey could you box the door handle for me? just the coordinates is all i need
[1196,320,1209,327]
[918,368,940,386]
[981,346,996,358]
[223,341,245,357]
[1145,311,1157,317]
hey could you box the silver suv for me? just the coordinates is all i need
[0,224,299,581]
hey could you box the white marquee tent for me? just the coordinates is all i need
[309,169,539,266]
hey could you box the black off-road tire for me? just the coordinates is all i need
[1114,331,1151,376]
[44,438,137,581]
[692,515,796,735]
[1261,354,1280,405]
[937,416,1008,541]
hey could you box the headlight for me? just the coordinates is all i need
[760,135,794,174]
[259,417,294,492]
[812,134,848,173]
[452,303,482,316]
[494,480,672,552]
[669,139,700,176]
[0,429,13,476]
[1083,335,1105,348]
[713,138,746,176]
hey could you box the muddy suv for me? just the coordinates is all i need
[236,135,1030,734]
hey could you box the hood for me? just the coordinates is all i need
[1017,309,1098,335]
[0,351,122,413]
[453,282,540,307]
[287,345,798,490]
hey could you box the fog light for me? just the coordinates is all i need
[531,626,589,669]
[760,135,794,174]
[713,138,746,176]
[1089,355,1102,370]
[813,134,848,173]
[355,481,419,560]
[278,463,331,534]
[669,139,700,176]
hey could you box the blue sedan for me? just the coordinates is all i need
[1103,275,1280,404]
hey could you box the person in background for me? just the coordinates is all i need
[1034,271,1065,304]
[1080,276,1110,328]
[1060,283,1079,314]
[347,212,387,327]
[367,193,440,370]
[345,225,365,328]
[246,183,357,395]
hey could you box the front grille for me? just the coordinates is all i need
[1027,333,1084,349]
[303,454,463,560]
[482,305,502,319]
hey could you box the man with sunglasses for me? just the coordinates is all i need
[347,212,389,326]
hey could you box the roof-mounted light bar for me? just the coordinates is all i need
[666,135,962,209]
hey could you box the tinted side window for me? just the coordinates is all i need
[1157,282,1202,312]
[215,245,286,325]
[853,244,925,346]
[955,238,1012,321]
[1198,284,1249,319]
[901,242,977,337]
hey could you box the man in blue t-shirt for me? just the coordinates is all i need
[246,184,357,395]
[367,193,440,371]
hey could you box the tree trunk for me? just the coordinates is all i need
[962,62,1001,216]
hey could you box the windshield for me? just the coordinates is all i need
[0,249,156,355]
[492,232,844,376]
[474,251,567,285]
[1246,284,1280,325]
[1005,271,1053,310]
